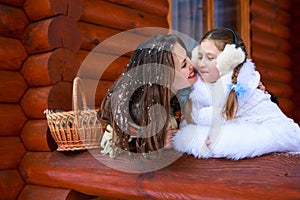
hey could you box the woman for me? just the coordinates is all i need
[98,34,197,156]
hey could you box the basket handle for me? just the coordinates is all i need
[73,77,87,113]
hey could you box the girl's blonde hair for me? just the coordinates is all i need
[200,28,247,120]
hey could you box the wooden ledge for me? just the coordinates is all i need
[19,150,300,200]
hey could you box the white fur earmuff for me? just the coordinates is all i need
[216,44,245,76]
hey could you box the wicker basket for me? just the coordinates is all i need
[45,77,102,151]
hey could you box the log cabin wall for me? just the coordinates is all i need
[0,0,169,199]
[0,0,28,199]
[0,0,299,199]
[250,0,294,119]
[291,0,300,124]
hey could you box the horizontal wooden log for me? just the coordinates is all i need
[0,170,24,200]
[78,21,120,51]
[0,36,27,70]
[24,0,68,21]
[251,16,290,39]
[251,0,291,26]
[251,31,291,54]
[80,0,168,31]
[18,185,97,200]
[79,79,114,108]
[262,80,293,98]
[19,151,300,199]
[24,0,82,21]
[263,0,291,11]
[276,97,294,117]
[106,0,169,17]
[0,137,26,169]
[75,50,128,81]
[0,70,27,103]
[20,119,57,151]
[78,21,153,55]
[0,3,28,38]
[20,83,73,119]
[0,0,24,6]
[252,45,292,69]
[66,0,82,20]
[255,64,293,84]
[22,15,81,54]
[21,48,75,86]
[292,5,300,18]
[0,104,27,136]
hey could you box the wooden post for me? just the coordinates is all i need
[20,120,57,151]
[0,36,27,70]
[22,15,81,54]
[0,71,27,103]
[0,104,27,136]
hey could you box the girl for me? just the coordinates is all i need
[172,28,300,160]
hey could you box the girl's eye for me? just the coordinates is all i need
[208,57,214,60]
[181,61,187,69]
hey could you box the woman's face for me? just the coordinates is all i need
[196,39,220,83]
[171,42,197,91]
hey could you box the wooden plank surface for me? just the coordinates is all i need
[19,150,300,200]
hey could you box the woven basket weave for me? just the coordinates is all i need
[45,77,102,151]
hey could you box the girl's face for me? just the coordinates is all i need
[171,42,197,91]
[196,39,221,83]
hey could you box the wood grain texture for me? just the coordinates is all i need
[80,0,168,31]
[0,71,27,103]
[106,0,169,17]
[0,170,24,200]
[19,150,300,200]
[0,137,26,169]
[75,50,129,81]
[0,36,27,70]
[22,16,81,54]
[0,3,28,39]
[20,83,73,118]
[21,48,76,86]
[18,185,97,200]
[20,119,57,151]
[0,104,27,136]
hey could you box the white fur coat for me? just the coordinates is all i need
[173,60,300,160]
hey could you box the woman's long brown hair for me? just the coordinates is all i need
[98,34,187,154]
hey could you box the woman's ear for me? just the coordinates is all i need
[216,44,245,76]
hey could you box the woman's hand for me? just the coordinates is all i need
[258,81,268,94]
[164,129,178,149]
